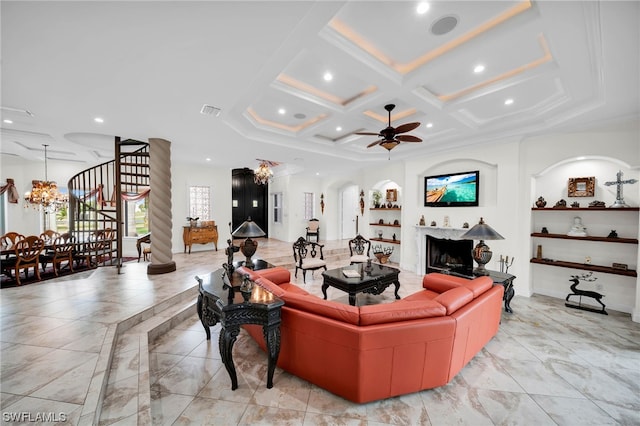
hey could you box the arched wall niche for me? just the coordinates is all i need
[532,156,638,207]
[416,158,497,208]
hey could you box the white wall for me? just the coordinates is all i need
[403,139,522,281]
[170,162,233,254]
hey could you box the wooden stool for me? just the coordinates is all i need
[143,247,151,261]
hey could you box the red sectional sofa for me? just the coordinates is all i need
[237,266,504,403]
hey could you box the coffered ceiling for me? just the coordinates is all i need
[1,1,638,178]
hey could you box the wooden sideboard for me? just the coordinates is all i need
[183,221,218,253]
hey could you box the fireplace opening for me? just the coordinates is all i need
[426,236,473,276]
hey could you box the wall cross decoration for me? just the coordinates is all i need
[604,170,638,208]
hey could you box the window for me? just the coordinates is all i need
[303,192,314,220]
[189,185,210,220]
[273,192,282,223]
[124,198,149,237]
[0,195,5,235]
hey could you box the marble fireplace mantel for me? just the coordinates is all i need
[415,226,470,275]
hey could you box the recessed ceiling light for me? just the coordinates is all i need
[323,72,333,81]
[278,108,286,115]
[504,99,514,105]
[416,2,430,14]
[94,117,104,123]
[474,64,485,73]
[206,158,211,162]
[336,126,342,132]
[3,119,13,124]
[316,172,320,176]
[426,122,433,128]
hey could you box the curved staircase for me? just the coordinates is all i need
[67,137,149,270]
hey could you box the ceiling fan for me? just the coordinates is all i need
[356,104,422,153]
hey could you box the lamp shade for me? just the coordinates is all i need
[232,217,266,238]
[460,217,504,241]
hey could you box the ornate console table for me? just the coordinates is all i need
[183,220,218,253]
[196,268,283,389]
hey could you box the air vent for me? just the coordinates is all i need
[200,104,222,117]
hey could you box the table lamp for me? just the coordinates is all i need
[461,217,504,276]
[231,217,266,268]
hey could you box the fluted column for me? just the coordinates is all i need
[147,138,176,274]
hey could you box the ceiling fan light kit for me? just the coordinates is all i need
[356,104,423,154]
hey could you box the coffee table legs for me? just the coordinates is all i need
[321,282,329,300]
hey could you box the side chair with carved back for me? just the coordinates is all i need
[292,236,327,283]
[349,234,371,264]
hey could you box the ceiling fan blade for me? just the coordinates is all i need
[394,122,420,134]
[396,135,423,142]
[367,139,383,148]
[355,131,381,136]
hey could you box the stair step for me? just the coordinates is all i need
[98,285,198,424]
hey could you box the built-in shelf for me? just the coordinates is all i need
[530,258,637,277]
[531,233,638,244]
[371,237,400,245]
[532,207,639,211]
[370,223,401,228]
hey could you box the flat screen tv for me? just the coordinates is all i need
[424,170,479,207]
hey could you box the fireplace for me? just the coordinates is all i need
[426,236,473,276]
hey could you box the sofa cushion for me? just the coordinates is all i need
[422,273,469,293]
[280,291,360,325]
[434,287,474,315]
[403,290,440,301]
[463,276,493,298]
[359,299,446,325]
[302,258,327,269]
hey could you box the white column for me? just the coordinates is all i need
[147,138,176,274]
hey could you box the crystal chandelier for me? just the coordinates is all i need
[24,144,67,210]
[254,159,279,185]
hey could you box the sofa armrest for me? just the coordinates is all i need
[463,276,493,298]
[434,287,474,315]
[422,273,467,293]
[254,266,291,285]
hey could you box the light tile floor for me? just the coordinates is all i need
[1,239,639,425]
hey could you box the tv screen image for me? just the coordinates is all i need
[425,170,479,207]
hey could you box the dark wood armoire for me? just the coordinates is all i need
[231,168,268,237]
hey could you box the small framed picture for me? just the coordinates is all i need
[568,177,595,197]
[386,188,398,202]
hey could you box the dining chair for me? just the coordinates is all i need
[40,233,75,276]
[2,236,45,285]
[1,232,25,259]
[39,229,61,245]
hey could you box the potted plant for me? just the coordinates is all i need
[372,190,382,208]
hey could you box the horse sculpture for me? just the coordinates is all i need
[565,272,607,315]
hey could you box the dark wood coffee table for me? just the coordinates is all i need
[321,263,400,306]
